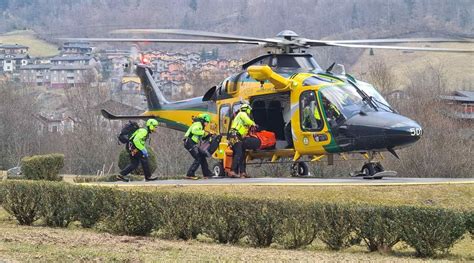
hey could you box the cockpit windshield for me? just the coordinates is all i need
[356,81,394,112]
[319,85,373,120]
[319,82,394,121]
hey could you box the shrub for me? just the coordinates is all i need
[38,182,75,227]
[118,148,157,176]
[399,206,466,257]
[21,154,64,181]
[243,199,281,247]
[356,206,401,252]
[159,193,205,240]
[1,180,43,225]
[274,201,320,249]
[105,190,159,236]
[318,204,359,250]
[465,211,474,237]
[202,196,245,244]
[71,186,118,228]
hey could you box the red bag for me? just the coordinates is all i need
[254,130,276,149]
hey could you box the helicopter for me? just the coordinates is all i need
[62,29,474,179]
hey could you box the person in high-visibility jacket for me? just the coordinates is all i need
[228,104,255,178]
[302,101,322,130]
[183,113,213,179]
[118,119,159,182]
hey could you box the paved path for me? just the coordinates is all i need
[96,177,474,186]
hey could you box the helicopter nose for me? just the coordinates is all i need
[385,117,423,148]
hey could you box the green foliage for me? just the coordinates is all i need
[0,180,471,259]
[274,201,320,249]
[105,191,159,236]
[71,186,117,228]
[117,149,157,176]
[399,206,466,257]
[243,199,280,247]
[202,196,245,244]
[38,182,74,227]
[318,204,359,250]
[1,180,43,225]
[21,154,64,181]
[159,193,205,240]
[464,211,474,237]
[356,206,401,252]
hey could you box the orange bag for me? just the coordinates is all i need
[254,130,276,149]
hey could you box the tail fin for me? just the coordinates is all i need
[136,65,169,110]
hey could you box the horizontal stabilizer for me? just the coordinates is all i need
[101,109,149,120]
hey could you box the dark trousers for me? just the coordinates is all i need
[185,139,211,177]
[231,141,244,173]
[120,151,152,179]
[284,121,294,147]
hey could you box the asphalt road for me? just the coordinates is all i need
[98,177,474,186]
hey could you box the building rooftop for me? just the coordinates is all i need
[51,55,92,61]
[440,90,474,103]
[0,44,29,49]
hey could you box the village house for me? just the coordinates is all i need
[35,113,76,135]
[50,55,97,66]
[0,53,30,72]
[50,65,97,89]
[0,44,29,55]
[59,42,93,55]
[19,64,51,87]
[440,90,474,120]
[120,76,141,94]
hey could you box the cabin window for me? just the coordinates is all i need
[219,104,230,134]
[299,91,323,131]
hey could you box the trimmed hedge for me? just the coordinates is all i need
[118,148,157,176]
[21,154,64,181]
[0,181,471,258]
[398,206,466,257]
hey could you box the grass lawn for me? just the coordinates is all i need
[0,207,472,262]
[0,30,59,57]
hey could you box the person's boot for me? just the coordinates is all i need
[227,171,239,178]
[240,172,250,178]
[145,176,158,182]
[116,174,130,182]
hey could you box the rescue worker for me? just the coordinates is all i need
[303,100,322,130]
[228,104,255,178]
[183,113,213,179]
[117,119,159,182]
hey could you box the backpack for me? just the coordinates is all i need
[118,121,140,144]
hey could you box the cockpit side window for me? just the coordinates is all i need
[219,104,230,135]
[299,91,323,131]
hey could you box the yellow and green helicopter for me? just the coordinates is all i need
[63,29,473,179]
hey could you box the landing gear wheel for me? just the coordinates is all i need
[291,161,309,177]
[362,162,384,179]
[212,162,225,177]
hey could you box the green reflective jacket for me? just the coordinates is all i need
[184,121,207,143]
[231,111,255,136]
[130,128,149,151]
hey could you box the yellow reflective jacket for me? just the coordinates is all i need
[231,111,255,137]
[184,121,207,143]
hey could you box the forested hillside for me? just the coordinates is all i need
[1,0,472,40]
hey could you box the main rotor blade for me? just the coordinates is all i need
[58,37,264,45]
[323,38,474,44]
[111,29,281,44]
[322,43,474,53]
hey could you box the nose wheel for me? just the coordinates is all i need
[360,162,384,179]
[291,161,309,177]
